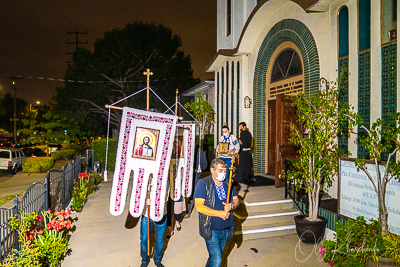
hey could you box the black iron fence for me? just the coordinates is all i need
[0,155,83,262]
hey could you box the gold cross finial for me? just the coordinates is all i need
[143,69,153,88]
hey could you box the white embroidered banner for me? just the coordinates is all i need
[109,107,177,222]
[171,124,196,200]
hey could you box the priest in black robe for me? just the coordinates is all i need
[234,122,255,184]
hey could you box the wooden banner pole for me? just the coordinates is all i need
[226,148,236,204]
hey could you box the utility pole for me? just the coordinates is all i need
[66,30,88,63]
[7,76,23,142]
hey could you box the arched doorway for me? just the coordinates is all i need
[252,19,320,176]
[266,42,304,187]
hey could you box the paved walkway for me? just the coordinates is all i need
[61,174,327,267]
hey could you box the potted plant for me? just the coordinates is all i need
[283,82,355,244]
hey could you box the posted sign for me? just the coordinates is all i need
[339,159,400,233]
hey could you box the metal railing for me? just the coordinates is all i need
[284,159,306,214]
[0,154,83,262]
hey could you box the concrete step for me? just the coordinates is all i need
[234,209,300,226]
[234,221,297,241]
[243,199,294,213]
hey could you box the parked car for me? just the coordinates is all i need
[0,148,27,174]
[22,147,46,158]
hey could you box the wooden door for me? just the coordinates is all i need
[267,100,277,175]
[274,94,299,188]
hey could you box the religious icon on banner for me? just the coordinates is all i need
[132,127,160,161]
[218,142,229,155]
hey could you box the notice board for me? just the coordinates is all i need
[339,159,400,233]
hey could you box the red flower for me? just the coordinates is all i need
[54,209,60,216]
[35,215,42,221]
[66,219,71,229]
[46,209,51,214]
[47,222,53,230]
[67,209,72,215]
[38,230,43,235]
[60,209,67,218]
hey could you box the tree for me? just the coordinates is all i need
[184,93,215,149]
[346,112,400,236]
[283,85,355,222]
[55,22,200,136]
[18,107,88,145]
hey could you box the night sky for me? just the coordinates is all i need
[0,0,216,105]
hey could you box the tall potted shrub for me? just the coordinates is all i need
[283,84,355,244]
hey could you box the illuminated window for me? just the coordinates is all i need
[227,0,232,36]
[338,6,349,58]
[358,0,371,51]
[270,49,302,83]
[382,0,397,44]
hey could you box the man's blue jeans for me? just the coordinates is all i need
[140,215,167,264]
[204,229,229,267]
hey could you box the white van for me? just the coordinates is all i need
[0,148,27,174]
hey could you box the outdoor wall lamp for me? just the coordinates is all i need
[318,77,330,93]
[244,96,252,108]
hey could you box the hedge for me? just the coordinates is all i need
[50,150,77,160]
[92,138,118,172]
[22,157,55,173]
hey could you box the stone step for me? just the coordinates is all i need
[243,199,294,213]
[234,221,297,241]
[234,209,300,226]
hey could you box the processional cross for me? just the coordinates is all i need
[143,68,153,111]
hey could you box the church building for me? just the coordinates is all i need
[207,0,398,197]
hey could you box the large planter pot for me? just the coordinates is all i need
[365,258,397,267]
[294,214,327,244]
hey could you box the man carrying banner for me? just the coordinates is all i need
[194,158,240,267]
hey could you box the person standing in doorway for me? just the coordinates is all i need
[194,158,240,267]
[234,122,255,184]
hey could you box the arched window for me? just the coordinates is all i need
[270,49,303,83]
[267,42,304,100]
[359,0,371,51]
[338,6,349,58]
[382,0,397,44]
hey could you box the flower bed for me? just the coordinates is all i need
[0,209,75,267]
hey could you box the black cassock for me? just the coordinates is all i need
[234,129,254,183]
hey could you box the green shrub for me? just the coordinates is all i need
[92,138,117,171]
[22,157,55,173]
[50,150,76,160]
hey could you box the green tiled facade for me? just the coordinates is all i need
[382,44,397,122]
[381,43,397,161]
[357,51,371,159]
[338,58,349,156]
[253,19,320,173]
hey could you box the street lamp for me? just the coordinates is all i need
[30,101,40,110]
